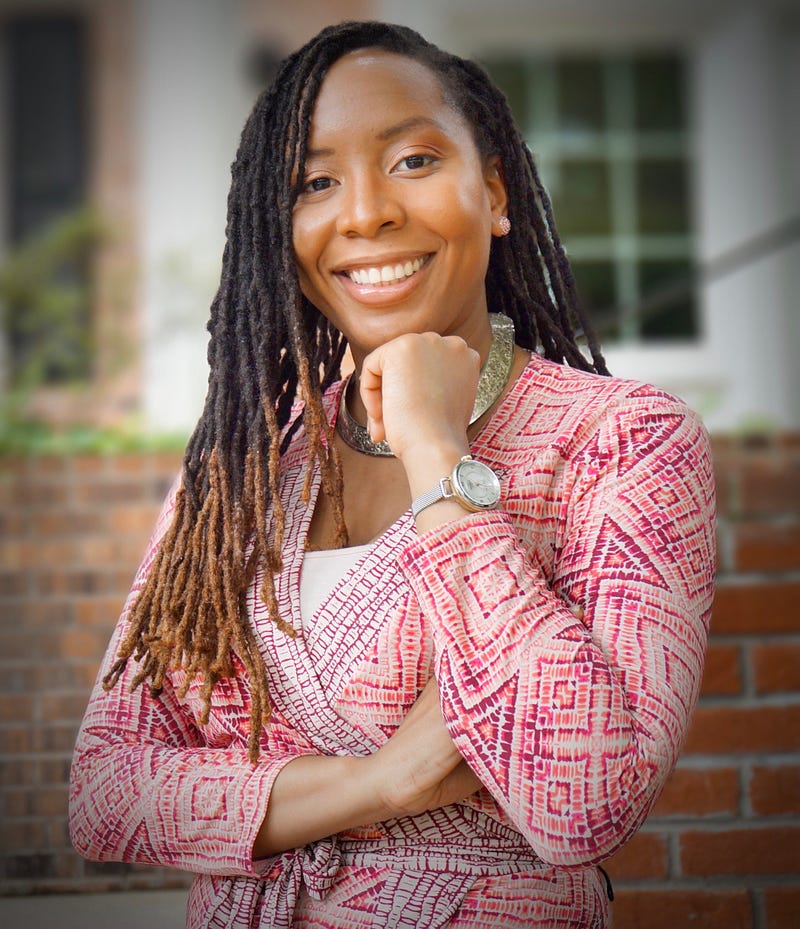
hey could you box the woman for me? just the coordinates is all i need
[70,21,716,928]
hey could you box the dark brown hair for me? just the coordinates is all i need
[103,21,608,762]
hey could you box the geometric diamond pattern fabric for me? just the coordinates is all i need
[70,355,715,927]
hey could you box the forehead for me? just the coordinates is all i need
[308,49,466,141]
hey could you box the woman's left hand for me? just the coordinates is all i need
[366,677,482,819]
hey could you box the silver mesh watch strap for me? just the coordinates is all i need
[411,476,455,519]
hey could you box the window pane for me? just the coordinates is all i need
[556,59,605,132]
[634,56,685,132]
[5,15,90,384]
[570,260,619,341]
[551,159,612,237]
[481,59,529,127]
[639,259,697,339]
[636,159,689,235]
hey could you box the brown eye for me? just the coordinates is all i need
[305,176,334,193]
[396,154,433,171]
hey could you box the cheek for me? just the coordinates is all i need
[291,210,326,279]
[432,178,493,245]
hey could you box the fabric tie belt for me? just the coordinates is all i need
[197,807,544,928]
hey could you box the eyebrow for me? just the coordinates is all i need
[305,115,448,159]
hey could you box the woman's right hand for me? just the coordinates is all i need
[366,678,482,818]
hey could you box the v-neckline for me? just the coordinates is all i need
[245,353,536,751]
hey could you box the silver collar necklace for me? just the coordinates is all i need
[336,313,515,458]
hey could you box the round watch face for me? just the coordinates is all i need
[453,459,500,509]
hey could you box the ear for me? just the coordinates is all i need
[483,155,509,237]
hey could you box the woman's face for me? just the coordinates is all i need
[291,49,507,367]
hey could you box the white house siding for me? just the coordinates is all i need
[137,0,251,432]
[127,0,798,432]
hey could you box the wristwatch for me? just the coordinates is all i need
[411,456,501,518]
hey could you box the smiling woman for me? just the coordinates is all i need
[69,20,716,929]
[292,52,505,364]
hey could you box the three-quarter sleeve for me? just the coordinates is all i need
[69,484,311,877]
[399,397,716,866]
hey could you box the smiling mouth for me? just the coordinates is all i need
[344,255,430,286]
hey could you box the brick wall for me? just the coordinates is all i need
[605,435,800,928]
[1,437,799,926]
[0,451,187,893]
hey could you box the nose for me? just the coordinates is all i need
[335,172,405,238]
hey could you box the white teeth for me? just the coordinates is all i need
[348,256,426,286]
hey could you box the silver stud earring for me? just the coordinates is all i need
[498,215,512,236]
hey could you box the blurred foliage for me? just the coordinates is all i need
[0,415,188,456]
[0,209,189,455]
[0,208,105,391]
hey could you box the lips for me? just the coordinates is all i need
[342,254,431,286]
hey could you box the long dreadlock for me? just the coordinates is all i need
[103,21,609,764]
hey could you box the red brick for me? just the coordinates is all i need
[108,452,153,475]
[611,889,752,929]
[40,692,92,723]
[31,786,70,817]
[39,723,81,753]
[35,568,134,596]
[31,455,70,476]
[58,629,109,660]
[75,535,148,567]
[711,582,800,634]
[739,455,800,515]
[752,642,800,693]
[701,643,742,695]
[0,758,37,787]
[48,818,71,848]
[0,570,30,596]
[109,503,161,534]
[0,727,36,753]
[32,539,80,566]
[598,832,668,880]
[6,601,75,628]
[680,826,800,875]
[0,631,39,660]
[750,765,800,816]
[652,766,739,817]
[0,509,26,535]
[0,820,49,852]
[764,886,800,929]
[150,450,183,474]
[3,788,34,816]
[12,480,70,508]
[29,661,99,691]
[0,694,36,722]
[73,480,146,505]
[72,455,108,476]
[734,521,800,571]
[30,661,93,691]
[74,596,125,627]
[38,757,72,785]
[33,508,107,535]
[684,705,800,754]
[0,540,37,570]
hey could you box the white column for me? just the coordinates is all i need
[137,0,250,432]
[695,3,800,432]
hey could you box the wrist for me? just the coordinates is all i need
[253,754,388,858]
[401,441,471,500]
[411,455,501,530]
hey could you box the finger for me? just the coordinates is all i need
[359,347,387,441]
